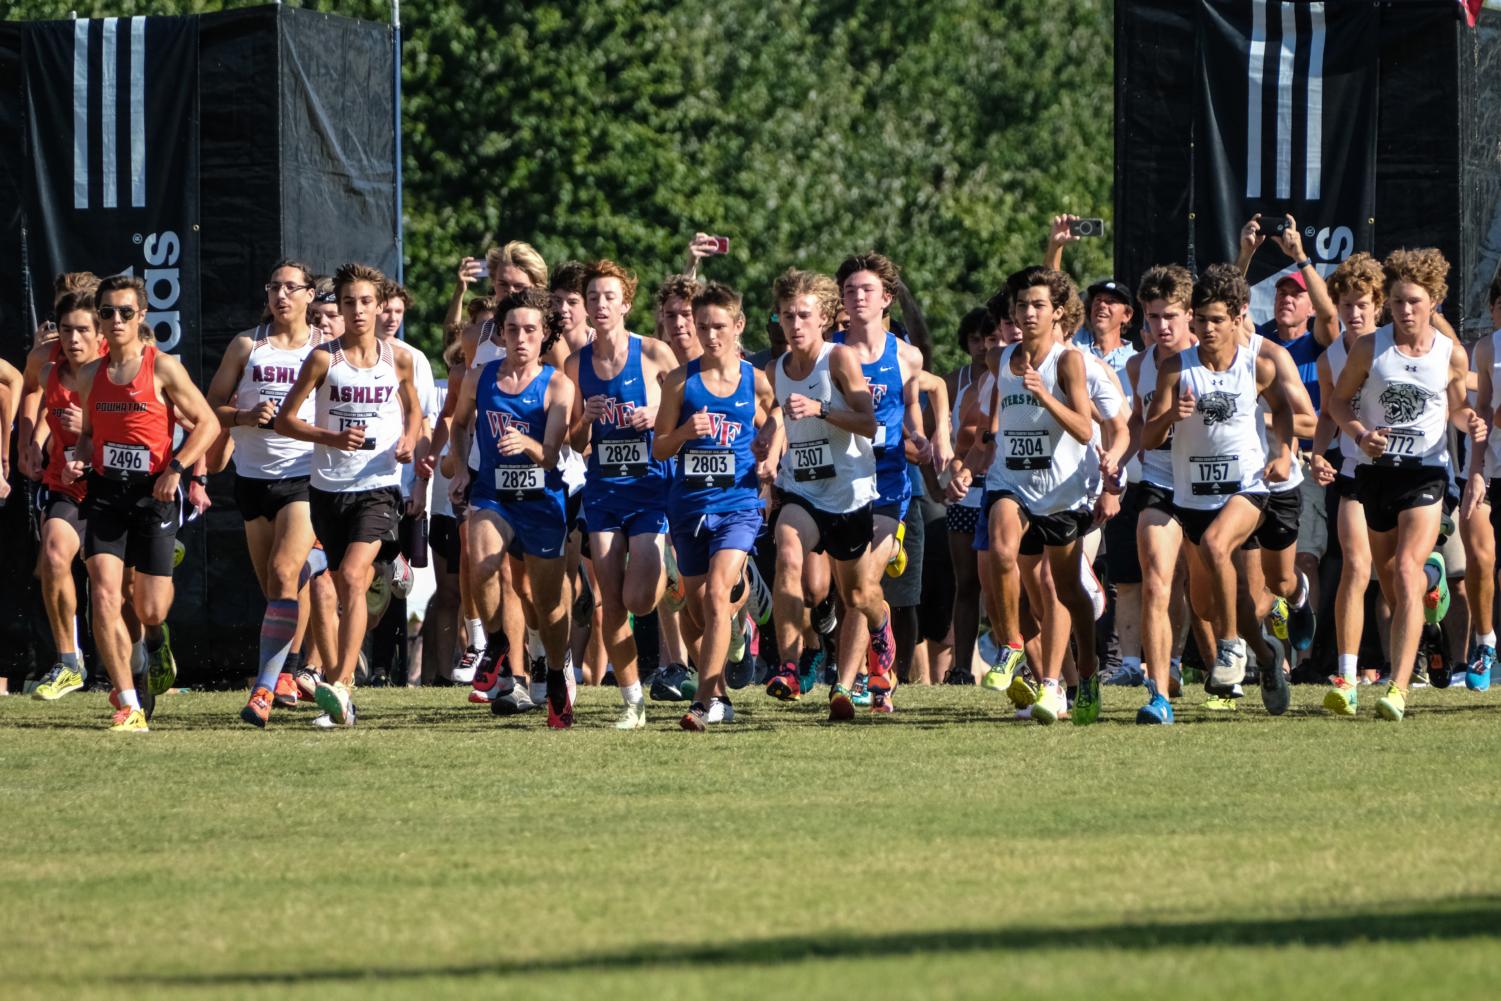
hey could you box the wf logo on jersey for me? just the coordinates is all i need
[252,365,297,385]
[596,398,638,428]
[486,411,530,439]
[1379,383,1435,425]
[702,414,742,447]
[1197,392,1237,426]
[870,383,889,407]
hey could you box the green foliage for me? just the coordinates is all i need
[10,0,1116,373]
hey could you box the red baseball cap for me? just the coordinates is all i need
[1275,271,1308,293]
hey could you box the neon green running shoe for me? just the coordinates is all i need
[1204,693,1239,712]
[1267,596,1290,643]
[1031,684,1063,725]
[1423,554,1450,625]
[1007,667,1038,709]
[1376,683,1407,722]
[34,664,86,701]
[982,645,1023,692]
[146,624,177,696]
[1323,677,1358,717]
[1072,673,1101,726]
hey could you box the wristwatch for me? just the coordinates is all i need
[169,457,187,476]
[981,431,995,445]
[819,399,830,419]
[1296,257,1313,270]
[191,474,208,486]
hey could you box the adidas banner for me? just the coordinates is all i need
[22,16,199,362]
[1194,0,1377,320]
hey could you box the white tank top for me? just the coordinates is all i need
[774,343,877,514]
[1483,329,1501,480]
[1171,344,1267,510]
[1324,333,1360,477]
[1248,334,1302,494]
[310,339,405,492]
[1134,345,1177,490]
[230,324,317,480]
[952,366,991,509]
[985,342,1094,516]
[1355,325,1452,471]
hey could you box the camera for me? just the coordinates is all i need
[1269,218,1290,238]
[1069,218,1105,238]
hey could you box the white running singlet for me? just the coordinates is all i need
[231,324,317,479]
[985,342,1094,516]
[774,343,877,514]
[311,339,405,493]
[1354,325,1452,471]
[1170,344,1267,510]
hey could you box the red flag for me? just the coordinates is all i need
[1460,0,1483,28]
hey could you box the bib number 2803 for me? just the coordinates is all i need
[684,449,734,488]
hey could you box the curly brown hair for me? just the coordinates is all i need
[1005,266,1079,313]
[1326,252,1385,309]
[692,281,743,319]
[1191,264,1249,315]
[836,252,901,296]
[1382,247,1449,305]
[654,274,704,314]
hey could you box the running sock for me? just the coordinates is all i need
[121,688,141,711]
[620,681,643,706]
[130,641,148,677]
[546,668,569,712]
[255,599,299,691]
[60,650,82,671]
[1337,654,1358,683]
[1042,677,1061,692]
[1477,631,1496,650]
[466,618,486,650]
[284,650,304,678]
[526,628,546,660]
[145,624,165,652]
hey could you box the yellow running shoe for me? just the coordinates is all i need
[885,521,908,578]
[1267,597,1290,643]
[1031,683,1063,725]
[1204,694,1239,712]
[982,645,1023,692]
[109,707,149,733]
[1007,667,1039,709]
[1323,677,1358,717]
[1376,683,1407,722]
[35,664,86,701]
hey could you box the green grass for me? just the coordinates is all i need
[2,683,1499,999]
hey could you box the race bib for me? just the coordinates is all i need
[1189,454,1241,496]
[1003,430,1053,470]
[257,389,286,429]
[1374,428,1422,468]
[599,435,648,477]
[873,423,887,450]
[684,448,735,489]
[494,464,545,500]
[102,441,151,479]
[338,416,377,450]
[791,439,834,482]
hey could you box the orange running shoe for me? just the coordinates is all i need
[240,686,273,728]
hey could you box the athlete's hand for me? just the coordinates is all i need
[406,486,428,518]
[583,395,610,423]
[1240,213,1266,256]
[751,426,775,462]
[187,478,211,514]
[1467,409,1489,445]
[440,449,457,480]
[457,257,485,289]
[908,433,933,466]
[1173,384,1196,422]
[1049,214,1081,251]
[1462,473,1487,521]
[1358,427,1389,459]
[497,428,530,457]
[1310,452,1336,486]
[395,435,415,464]
[784,393,821,421]
[153,469,181,503]
[1093,488,1120,526]
[688,406,715,438]
[415,451,437,479]
[930,434,953,473]
[1096,444,1119,483]
[1020,360,1045,397]
[243,400,277,428]
[335,425,367,451]
[21,439,45,480]
[57,404,84,436]
[449,467,470,509]
[60,458,85,485]
[946,468,973,503]
[755,454,777,486]
[1263,449,1291,484]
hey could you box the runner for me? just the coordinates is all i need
[547,261,595,363]
[1459,273,1501,695]
[1140,264,1298,723]
[1329,248,1484,721]
[448,288,578,728]
[26,291,101,700]
[276,263,423,727]
[655,274,704,366]
[64,275,219,732]
[1309,253,1386,714]
[565,260,677,722]
[205,261,322,726]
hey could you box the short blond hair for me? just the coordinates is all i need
[486,241,548,288]
[772,268,839,330]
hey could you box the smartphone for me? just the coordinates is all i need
[469,259,489,279]
[709,236,730,255]
[1069,218,1105,238]
[1269,218,1290,237]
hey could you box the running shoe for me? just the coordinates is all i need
[1423,553,1450,625]
[487,675,519,714]
[828,684,855,721]
[109,706,149,733]
[812,595,838,642]
[1081,558,1106,621]
[294,664,324,700]
[767,663,801,702]
[311,701,357,729]
[272,672,299,709]
[546,685,574,730]
[1259,631,1290,716]
[1135,694,1174,725]
[1209,639,1247,694]
[111,679,156,722]
[1323,677,1358,717]
[885,521,908,578]
[1376,682,1407,722]
[868,671,895,714]
[34,663,86,701]
[680,702,707,732]
[1032,684,1064,725]
[1429,657,1453,689]
[470,644,510,705]
[867,614,896,677]
[943,665,975,685]
[1072,673,1101,725]
[1288,581,1316,652]
[146,624,177,696]
[851,672,872,708]
[706,697,735,724]
[240,686,273,728]
[1204,692,1239,712]
[1169,662,1183,700]
[1467,645,1494,692]
[314,680,353,726]
[983,645,1024,693]
[796,647,823,696]
[727,616,758,690]
[1267,596,1290,643]
[452,645,484,685]
[1007,666,1039,709]
[650,663,692,702]
[615,701,647,730]
[745,560,773,626]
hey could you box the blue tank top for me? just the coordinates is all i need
[474,361,564,502]
[835,330,911,509]
[670,359,763,516]
[578,334,673,507]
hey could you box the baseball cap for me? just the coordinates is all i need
[1275,271,1308,292]
[1087,279,1133,305]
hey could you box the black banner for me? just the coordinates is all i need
[1194,0,1377,322]
[22,16,200,372]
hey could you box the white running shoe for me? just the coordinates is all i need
[452,646,484,685]
[705,697,735,724]
[615,701,647,730]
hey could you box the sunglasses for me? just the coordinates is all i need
[97,306,138,321]
[266,282,314,295]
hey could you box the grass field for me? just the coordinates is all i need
[3,683,1500,1000]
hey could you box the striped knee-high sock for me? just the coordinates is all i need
[255,599,300,692]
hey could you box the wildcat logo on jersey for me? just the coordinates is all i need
[702,414,742,447]
[1196,391,1237,426]
[596,398,639,427]
[1379,383,1435,425]
[252,365,297,385]
[485,411,530,438]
